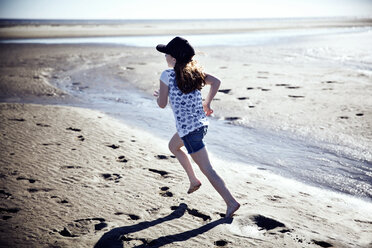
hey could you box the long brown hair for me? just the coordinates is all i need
[174,60,206,94]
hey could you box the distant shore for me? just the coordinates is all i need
[1,17,371,39]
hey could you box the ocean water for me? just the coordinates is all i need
[1,26,371,47]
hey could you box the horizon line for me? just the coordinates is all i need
[1,16,372,22]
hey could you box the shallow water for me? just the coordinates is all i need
[1,26,371,47]
[52,72,372,201]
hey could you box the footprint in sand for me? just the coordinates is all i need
[224,117,241,121]
[339,116,349,119]
[275,84,290,87]
[286,86,301,89]
[77,135,85,141]
[0,190,12,199]
[159,186,173,197]
[155,155,169,160]
[214,212,227,218]
[218,89,231,94]
[356,113,364,117]
[117,155,128,163]
[125,213,140,220]
[288,95,305,98]
[214,240,229,246]
[148,168,170,178]
[237,97,249,100]
[311,240,334,247]
[8,118,25,122]
[145,207,160,214]
[51,196,71,206]
[101,173,122,183]
[0,207,20,220]
[42,143,61,146]
[265,195,284,202]
[107,144,120,149]
[246,87,254,90]
[66,127,81,132]
[299,192,311,197]
[27,188,53,193]
[36,123,51,127]
[58,218,108,237]
[354,219,372,224]
[61,165,82,169]
[0,207,20,214]
[16,177,36,183]
[186,208,211,221]
[322,80,338,84]
[251,214,286,231]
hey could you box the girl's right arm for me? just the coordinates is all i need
[154,80,169,108]
[203,73,221,116]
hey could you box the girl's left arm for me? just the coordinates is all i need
[154,80,169,108]
[203,73,221,116]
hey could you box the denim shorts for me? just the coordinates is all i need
[181,126,208,154]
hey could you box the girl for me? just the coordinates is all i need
[154,37,240,218]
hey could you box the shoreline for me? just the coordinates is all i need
[1,17,371,39]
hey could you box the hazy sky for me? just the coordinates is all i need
[0,0,371,19]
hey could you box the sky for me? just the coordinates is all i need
[0,0,371,20]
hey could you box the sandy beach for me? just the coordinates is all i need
[1,19,372,247]
[1,102,371,248]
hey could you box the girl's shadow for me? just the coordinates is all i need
[94,203,232,248]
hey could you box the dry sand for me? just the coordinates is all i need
[1,22,372,247]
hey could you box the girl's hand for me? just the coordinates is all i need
[153,90,159,97]
[203,102,214,116]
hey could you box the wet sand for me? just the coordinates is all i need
[1,21,372,247]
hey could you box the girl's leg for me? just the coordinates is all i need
[168,133,201,193]
[190,147,240,217]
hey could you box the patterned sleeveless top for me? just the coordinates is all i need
[160,69,208,137]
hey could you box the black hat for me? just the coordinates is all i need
[156,37,195,63]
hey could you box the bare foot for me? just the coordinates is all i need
[187,182,202,194]
[226,202,240,218]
